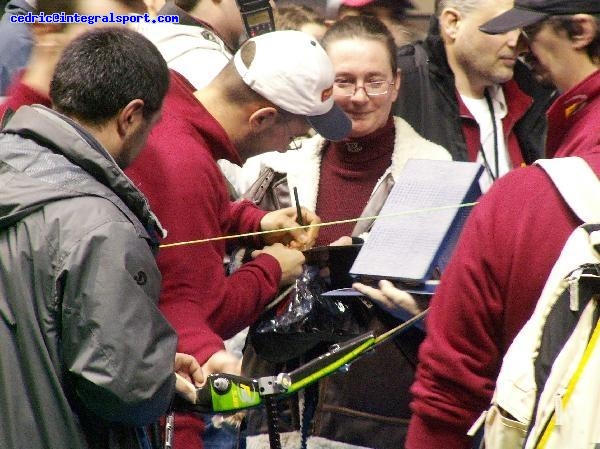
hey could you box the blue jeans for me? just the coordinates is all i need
[202,414,245,449]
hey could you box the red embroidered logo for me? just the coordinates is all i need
[563,94,588,118]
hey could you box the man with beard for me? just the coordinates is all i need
[405,1,600,448]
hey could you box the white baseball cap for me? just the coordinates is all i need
[234,30,351,142]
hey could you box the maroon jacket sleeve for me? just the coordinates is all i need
[0,75,50,121]
[126,128,281,366]
[406,166,579,449]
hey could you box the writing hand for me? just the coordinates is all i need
[260,207,320,250]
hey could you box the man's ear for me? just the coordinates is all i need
[571,14,597,49]
[117,99,145,138]
[439,7,461,41]
[248,106,279,134]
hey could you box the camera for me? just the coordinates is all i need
[235,0,275,37]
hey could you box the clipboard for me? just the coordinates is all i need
[349,159,483,294]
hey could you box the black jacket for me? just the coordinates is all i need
[393,17,555,165]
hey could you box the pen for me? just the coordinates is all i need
[293,186,305,226]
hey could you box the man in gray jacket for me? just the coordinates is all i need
[0,27,202,449]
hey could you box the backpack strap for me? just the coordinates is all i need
[534,316,600,448]
[536,157,600,223]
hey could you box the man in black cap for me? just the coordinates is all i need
[480,0,600,35]
[393,0,554,191]
[479,0,600,156]
[406,3,600,449]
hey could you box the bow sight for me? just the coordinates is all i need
[172,309,427,449]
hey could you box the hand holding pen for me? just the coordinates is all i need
[258,188,321,250]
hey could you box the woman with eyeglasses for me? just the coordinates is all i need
[241,14,450,247]
[241,14,451,449]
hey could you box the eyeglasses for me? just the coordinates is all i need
[333,80,395,97]
[521,16,560,43]
[520,24,542,43]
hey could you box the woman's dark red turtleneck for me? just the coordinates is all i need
[315,117,395,245]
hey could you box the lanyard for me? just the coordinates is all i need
[479,88,500,181]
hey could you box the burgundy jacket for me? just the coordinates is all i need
[126,72,281,449]
[406,70,600,448]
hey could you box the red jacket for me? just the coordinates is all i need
[406,70,600,449]
[0,72,48,120]
[127,71,280,364]
[126,72,281,449]
[458,80,533,168]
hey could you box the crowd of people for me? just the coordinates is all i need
[1,0,600,449]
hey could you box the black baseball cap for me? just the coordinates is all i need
[479,0,600,35]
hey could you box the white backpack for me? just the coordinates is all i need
[471,156,600,449]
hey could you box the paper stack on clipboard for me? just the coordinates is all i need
[349,158,483,295]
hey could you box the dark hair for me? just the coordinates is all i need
[37,0,76,15]
[218,40,272,107]
[339,0,414,20]
[548,15,600,63]
[174,0,201,12]
[275,4,326,31]
[50,27,170,125]
[321,14,397,74]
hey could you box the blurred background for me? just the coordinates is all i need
[0,0,436,31]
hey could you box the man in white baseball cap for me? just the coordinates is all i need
[233,30,351,143]
[124,29,350,449]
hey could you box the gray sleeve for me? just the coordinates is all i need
[59,220,177,426]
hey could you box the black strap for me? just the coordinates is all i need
[480,89,499,181]
[265,396,282,449]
